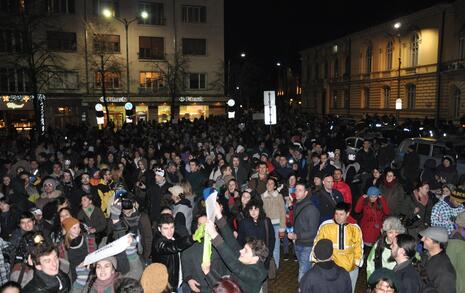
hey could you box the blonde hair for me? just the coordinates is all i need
[180,179,193,197]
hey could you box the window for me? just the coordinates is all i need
[344,89,349,109]
[417,143,430,156]
[94,34,120,53]
[459,33,465,60]
[363,87,370,108]
[410,33,419,67]
[48,0,75,14]
[324,61,328,78]
[333,58,339,79]
[345,56,351,76]
[454,87,461,118]
[95,71,120,89]
[47,31,76,51]
[0,30,24,52]
[332,90,338,109]
[187,73,206,89]
[182,38,206,55]
[139,36,164,59]
[93,0,119,16]
[366,45,372,73]
[48,71,79,89]
[407,84,416,109]
[383,86,391,108]
[0,68,30,92]
[139,2,164,25]
[182,5,206,23]
[314,63,319,80]
[386,41,393,70]
[139,71,163,92]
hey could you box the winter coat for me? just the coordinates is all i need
[237,217,275,266]
[299,261,351,293]
[77,205,107,237]
[436,164,459,185]
[293,196,320,247]
[366,238,396,280]
[393,260,422,293]
[172,198,193,234]
[23,270,71,293]
[354,196,390,244]
[181,241,230,293]
[379,181,405,217]
[420,250,456,293]
[151,232,194,289]
[211,217,267,293]
[446,239,465,293]
[404,192,435,237]
[333,180,353,205]
[311,188,344,224]
[261,190,286,230]
[146,178,172,223]
[401,151,420,183]
[356,149,377,173]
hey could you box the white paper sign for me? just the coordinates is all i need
[263,91,276,106]
[264,105,277,125]
[83,234,131,266]
[205,191,218,222]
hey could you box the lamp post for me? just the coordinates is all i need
[394,22,402,122]
[103,8,148,101]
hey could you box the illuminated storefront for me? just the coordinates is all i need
[0,95,35,131]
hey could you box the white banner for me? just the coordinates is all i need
[205,191,218,222]
[83,234,131,266]
[264,105,277,125]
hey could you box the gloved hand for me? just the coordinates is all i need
[110,203,122,221]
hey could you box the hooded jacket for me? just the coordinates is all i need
[299,261,351,293]
[23,270,71,293]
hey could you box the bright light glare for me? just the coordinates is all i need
[394,22,402,29]
[240,53,246,58]
[141,11,149,19]
[276,62,281,66]
[102,8,112,18]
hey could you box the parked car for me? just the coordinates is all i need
[395,137,465,176]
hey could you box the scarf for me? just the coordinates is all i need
[93,272,118,293]
[383,178,397,188]
[84,205,95,219]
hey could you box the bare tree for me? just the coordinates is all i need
[154,50,189,122]
[0,0,66,137]
[209,60,226,95]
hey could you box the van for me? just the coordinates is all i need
[395,137,465,176]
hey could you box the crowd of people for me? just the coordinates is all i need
[0,114,463,293]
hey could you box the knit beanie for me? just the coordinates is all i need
[62,217,80,234]
[141,263,169,293]
[313,239,333,262]
[97,256,117,270]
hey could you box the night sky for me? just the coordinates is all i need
[225,0,451,73]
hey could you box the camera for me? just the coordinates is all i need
[121,198,134,210]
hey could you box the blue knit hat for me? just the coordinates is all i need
[367,186,381,197]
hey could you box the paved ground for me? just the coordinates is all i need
[269,254,368,293]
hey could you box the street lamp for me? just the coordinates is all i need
[240,52,246,58]
[276,62,281,67]
[103,9,148,101]
[394,22,402,122]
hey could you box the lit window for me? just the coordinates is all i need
[410,34,419,67]
[95,71,121,89]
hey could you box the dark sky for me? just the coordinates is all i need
[224,0,450,73]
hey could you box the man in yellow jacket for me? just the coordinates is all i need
[313,202,363,293]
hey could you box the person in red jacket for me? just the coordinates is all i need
[355,186,390,246]
[333,169,353,205]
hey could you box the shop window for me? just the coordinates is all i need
[187,73,206,90]
[95,71,120,89]
[49,71,79,89]
[182,38,206,56]
[0,68,30,92]
[182,5,206,23]
[138,2,164,25]
[139,36,164,59]
[47,31,76,52]
[158,105,171,123]
[93,0,119,16]
[139,71,163,93]
[48,0,75,14]
[180,105,208,120]
[94,34,120,53]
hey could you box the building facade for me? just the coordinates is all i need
[0,0,225,129]
[300,0,465,121]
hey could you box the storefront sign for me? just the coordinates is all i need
[35,94,46,135]
[99,96,128,103]
[179,96,204,103]
[2,95,31,109]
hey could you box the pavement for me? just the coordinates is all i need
[269,254,368,293]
